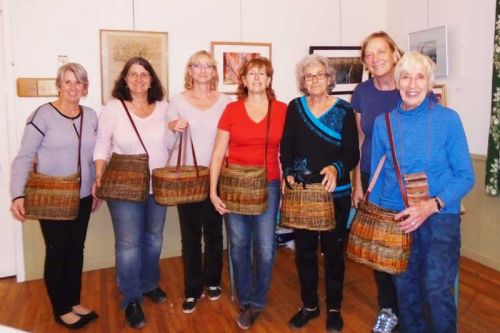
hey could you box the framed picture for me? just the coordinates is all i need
[432,83,447,106]
[408,26,448,77]
[309,46,369,94]
[100,29,168,104]
[210,41,272,94]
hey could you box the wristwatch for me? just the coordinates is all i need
[434,197,442,212]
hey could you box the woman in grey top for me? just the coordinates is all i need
[10,63,100,330]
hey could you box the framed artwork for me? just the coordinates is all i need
[409,26,448,77]
[309,46,369,95]
[100,29,168,104]
[210,41,272,94]
[432,84,447,106]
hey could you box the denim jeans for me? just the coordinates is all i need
[393,213,460,333]
[107,195,167,308]
[225,180,280,309]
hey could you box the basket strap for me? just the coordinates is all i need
[120,99,150,158]
[174,126,201,178]
[264,101,272,168]
[385,112,409,208]
[364,155,386,202]
[77,106,83,186]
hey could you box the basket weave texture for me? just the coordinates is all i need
[24,171,80,220]
[97,153,149,202]
[219,164,267,215]
[280,183,335,231]
[152,166,209,206]
[347,200,411,274]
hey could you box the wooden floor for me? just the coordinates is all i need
[1,248,499,332]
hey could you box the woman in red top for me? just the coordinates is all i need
[210,57,287,330]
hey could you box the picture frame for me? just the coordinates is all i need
[408,26,448,77]
[309,46,369,95]
[100,29,168,104]
[210,41,272,94]
[432,83,447,106]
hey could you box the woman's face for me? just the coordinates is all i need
[58,70,86,104]
[363,37,398,78]
[125,64,152,96]
[399,63,430,110]
[242,65,270,95]
[189,54,216,86]
[303,63,330,97]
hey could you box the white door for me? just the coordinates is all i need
[0,1,17,278]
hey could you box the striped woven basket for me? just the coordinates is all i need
[219,164,267,215]
[152,166,209,206]
[97,153,150,202]
[280,183,335,231]
[347,200,412,274]
[24,171,80,220]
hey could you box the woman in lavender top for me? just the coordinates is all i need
[10,63,100,329]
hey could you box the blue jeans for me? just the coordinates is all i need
[393,214,460,333]
[107,195,167,308]
[225,180,280,309]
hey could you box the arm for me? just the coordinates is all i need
[368,117,386,205]
[209,129,230,215]
[352,111,365,207]
[279,102,297,188]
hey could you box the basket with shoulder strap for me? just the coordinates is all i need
[96,100,149,202]
[24,106,83,220]
[152,127,209,205]
[347,113,412,274]
[219,102,271,215]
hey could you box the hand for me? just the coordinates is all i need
[281,175,295,194]
[91,197,102,212]
[92,179,101,200]
[396,199,438,233]
[210,193,229,215]
[351,185,364,209]
[11,198,26,222]
[320,166,337,192]
[168,118,188,133]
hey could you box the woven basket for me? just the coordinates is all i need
[280,183,335,231]
[97,153,149,202]
[347,200,411,274]
[24,171,80,220]
[152,166,209,205]
[219,164,267,215]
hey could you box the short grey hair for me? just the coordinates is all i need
[56,63,89,94]
[395,51,435,91]
[296,54,336,95]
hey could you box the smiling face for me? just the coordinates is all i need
[363,37,398,79]
[125,64,152,96]
[189,54,216,86]
[57,70,86,104]
[242,65,270,95]
[398,62,430,110]
[303,63,331,97]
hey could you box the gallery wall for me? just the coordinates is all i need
[2,0,387,279]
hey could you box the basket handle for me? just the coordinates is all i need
[175,125,201,178]
[385,113,409,208]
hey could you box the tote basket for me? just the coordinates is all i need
[280,183,335,231]
[24,171,80,220]
[347,200,411,274]
[152,129,209,206]
[219,164,267,215]
[97,153,150,202]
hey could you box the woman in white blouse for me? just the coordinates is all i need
[167,50,231,314]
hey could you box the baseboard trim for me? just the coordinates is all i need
[462,247,500,271]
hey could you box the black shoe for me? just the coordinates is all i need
[327,310,344,331]
[289,307,320,329]
[143,287,167,303]
[125,301,146,329]
[182,298,198,314]
[206,286,222,300]
[78,311,99,324]
[54,315,88,330]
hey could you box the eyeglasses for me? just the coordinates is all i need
[303,72,329,82]
[190,63,215,71]
[127,72,150,80]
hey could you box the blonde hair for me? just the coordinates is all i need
[360,31,403,65]
[395,51,435,91]
[184,50,218,90]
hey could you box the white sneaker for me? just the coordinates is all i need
[372,308,398,333]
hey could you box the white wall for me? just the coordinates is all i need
[387,0,496,155]
[3,0,387,279]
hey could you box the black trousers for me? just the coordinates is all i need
[294,194,350,310]
[361,172,398,314]
[39,196,92,317]
[177,197,223,298]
